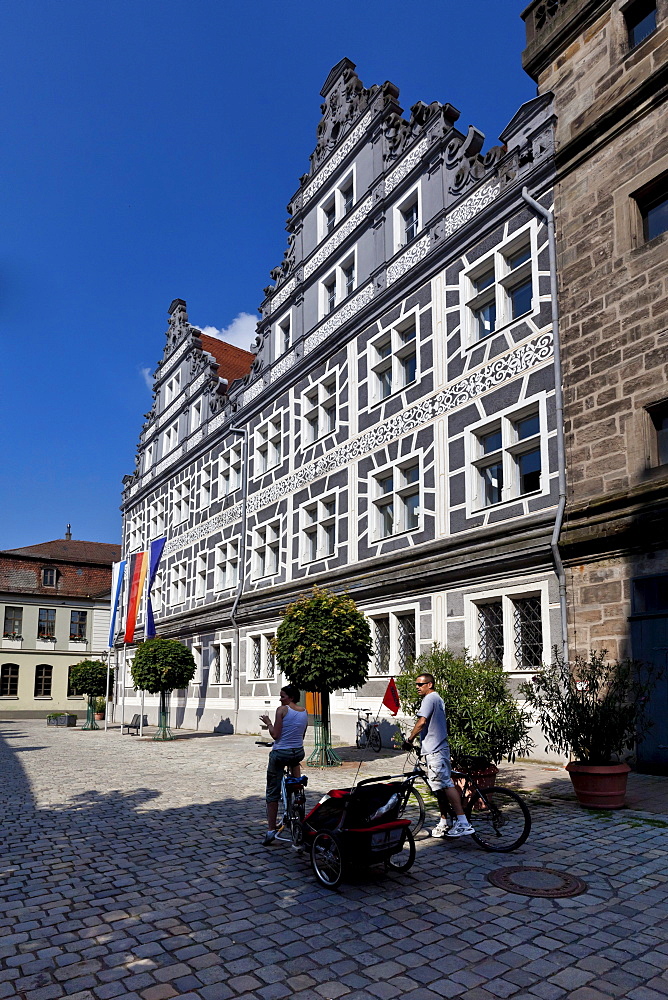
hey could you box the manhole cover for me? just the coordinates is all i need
[487,867,588,898]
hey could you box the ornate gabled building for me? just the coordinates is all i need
[119,58,560,745]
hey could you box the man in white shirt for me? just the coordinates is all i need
[404,672,474,838]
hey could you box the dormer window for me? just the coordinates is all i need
[42,568,56,588]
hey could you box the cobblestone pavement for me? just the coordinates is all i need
[1,720,667,1000]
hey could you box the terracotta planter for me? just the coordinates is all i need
[94,713,105,721]
[565,762,631,809]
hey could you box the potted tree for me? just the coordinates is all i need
[274,586,372,766]
[68,660,110,731]
[396,644,534,780]
[93,697,106,721]
[520,649,659,809]
[130,638,196,740]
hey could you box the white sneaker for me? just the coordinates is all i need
[430,819,451,838]
[446,819,475,837]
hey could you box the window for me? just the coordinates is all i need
[626,0,657,48]
[42,568,56,587]
[34,664,53,697]
[648,401,668,466]
[319,250,358,317]
[402,200,419,243]
[254,521,280,579]
[170,561,188,605]
[471,408,542,508]
[148,498,165,539]
[128,512,143,551]
[144,443,154,472]
[256,417,282,474]
[371,610,417,675]
[163,422,179,455]
[318,172,355,239]
[342,180,354,215]
[198,466,212,509]
[343,261,355,297]
[393,186,421,251]
[3,607,22,639]
[302,377,337,443]
[324,199,336,235]
[465,234,534,342]
[214,540,239,591]
[248,634,276,680]
[276,314,292,357]
[301,497,337,562]
[210,642,233,685]
[635,175,668,242]
[173,481,190,524]
[373,461,420,539]
[152,571,164,615]
[1,663,19,697]
[475,593,544,670]
[38,609,56,640]
[195,553,208,598]
[324,276,336,314]
[70,611,87,641]
[190,399,203,433]
[220,443,242,495]
[67,665,82,697]
[371,320,418,402]
[164,372,181,405]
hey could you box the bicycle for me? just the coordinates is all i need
[350,707,382,752]
[395,747,531,852]
[257,742,308,849]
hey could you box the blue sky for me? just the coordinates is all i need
[1,0,534,550]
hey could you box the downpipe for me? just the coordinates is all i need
[522,187,568,664]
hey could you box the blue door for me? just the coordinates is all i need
[631,575,668,773]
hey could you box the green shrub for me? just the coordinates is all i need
[130,638,196,693]
[69,660,109,697]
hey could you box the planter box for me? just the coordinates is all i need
[47,714,77,728]
[565,762,631,809]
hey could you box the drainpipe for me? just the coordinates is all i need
[230,424,248,728]
[522,187,568,664]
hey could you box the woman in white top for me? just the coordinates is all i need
[260,684,308,846]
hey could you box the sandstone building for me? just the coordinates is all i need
[523,0,668,769]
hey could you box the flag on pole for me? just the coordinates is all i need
[124,550,149,643]
[382,677,401,716]
[108,560,126,648]
[145,537,166,639]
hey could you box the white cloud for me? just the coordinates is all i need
[195,311,257,352]
[139,366,153,391]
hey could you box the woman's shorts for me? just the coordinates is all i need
[423,748,455,791]
[266,747,305,802]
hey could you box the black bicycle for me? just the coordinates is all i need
[257,741,308,849]
[351,707,382,752]
[396,749,531,852]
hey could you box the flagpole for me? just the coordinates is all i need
[120,645,127,735]
[104,647,111,733]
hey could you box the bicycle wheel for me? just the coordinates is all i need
[369,726,382,752]
[385,828,415,873]
[311,831,344,888]
[398,787,426,836]
[290,789,306,848]
[355,722,365,749]
[466,786,531,852]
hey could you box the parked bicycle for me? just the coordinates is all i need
[396,747,531,852]
[257,742,308,849]
[350,707,382,752]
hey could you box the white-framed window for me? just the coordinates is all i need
[195,553,208,598]
[301,496,337,563]
[210,641,233,685]
[247,633,276,680]
[370,315,418,403]
[190,399,203,433]
[256,416,282,475]
[393,184,421,251]
[253,521,281,579]
[152,570,164,615]
[302,376,337,443]
[369,609,417,676]
[192,642,203,684]
[317,169,356,240]
[170,561,188,605]
[164,372,181,405]
[173,481,190,524]
[127,511,143,552]
[463,227,535,344]
[163,421,179,456]
[469,403,544,510]
[144,442,154,472]
[198,466,212,509]
[373,460,420,540]
[220,443,242,495]
[148,498,165,539]
[319,248,358,318]
[214,540,239,591]
[275,311,292,358]
[467,583,548,671]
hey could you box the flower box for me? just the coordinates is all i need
[46,714,77,727]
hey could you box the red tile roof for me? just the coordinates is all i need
[2,539,121,565]
[199,334,254,388]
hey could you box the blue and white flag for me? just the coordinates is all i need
[108,560,126,648]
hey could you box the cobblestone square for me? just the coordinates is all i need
[1,721,667,1000]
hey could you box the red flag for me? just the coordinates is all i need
[382,678,401,716]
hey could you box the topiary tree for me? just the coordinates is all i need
[69,660,110,731]
[396,644,533,765]
[130,638,196,740]
[274,586,372,765]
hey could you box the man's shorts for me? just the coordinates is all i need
[423,748,454,791]
[266,747,305,802]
